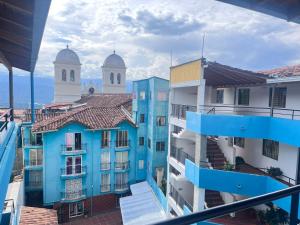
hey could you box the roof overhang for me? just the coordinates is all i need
[0,0,51,72]
[216,0,300,24]
[204,61,267,87]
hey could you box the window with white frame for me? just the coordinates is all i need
[263,139,279,160]
[100,151,110,170]
[138,160,144,169]
[115,173,128,189]
[115,151,128,169]
[66,156,82,175]
[269,87,287,108]
[156,116,166,126]
[156,141,165,152]
[216,89,224,104]
[157,92,167,101]
[116,130,128,147]
[29,170,42,187]
[65,178,83,201]
[29,149,43,166]
[65,133,82,151]
[101,173,110,192]
[101,130,110,148]
[139,91,145,100]
[233,137,245,148]
[69,201,84,218]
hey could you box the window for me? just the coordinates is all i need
[156,116,166,126]
[139,137,144,146]
[100,151,110,170]
[66,156,82,175]
[65,178,82,200]
[115,151,129,170]
[116,130,128,147]
[101,173,110,192]
[65,133,82,151]
[70,70,75,82]
[115,173,128,190]
[148,138,151,149]
[139,160,144,169]
[216,89,224,104]
[29,170,42,187]
[140,114,145,123]
[69,201,84,218]
[140,91,145,100]
[29,149,43,166]
[238,89,250,105]
[101,131,110,148]
[269,87,287,108]
[117,73,121,84]
[156,141,165,151]
[110,72,114,84]
[157,92,167,101]
[62,69,67,81]
[233,137,245,148]
[263,139,279,160]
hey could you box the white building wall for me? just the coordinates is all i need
[102,67,126,93]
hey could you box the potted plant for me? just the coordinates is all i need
[257,205,289,225]
[224,162,234,171]
[235,156,245,170]
[267,167,283,178]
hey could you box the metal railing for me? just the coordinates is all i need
[23,137,43,146]
[256,167,296,186]
[100,184,111,192]
[169,184,193,212]
[171,104,197,120]
[115,183,129,191]
[24,159,43,167]
[115,161,130,170]
[61,165,87,176]
[27,180,42,188]
[115,140,131,148]
[61,143,87,154]
[61,189,87,201]
[0,108,13,132]
[170,146,195,165]
[152,185,300,225]
[199,104,300,120]
[100,162,111,170]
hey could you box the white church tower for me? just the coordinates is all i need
[53,46,81,103]
[102,51,126,93]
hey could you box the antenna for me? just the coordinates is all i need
[170,50,173,67]
[201,33,206,59]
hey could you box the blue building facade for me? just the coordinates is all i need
[22,77,169,222]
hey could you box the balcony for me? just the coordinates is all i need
[23,135,43,147]
[61,144,87,155]
[100,162,111,171]
[115,140,130,149]
[61,166,87,179]
[170,146,195,165]
[115,161,130,171]
[101,184,111,193]
[115,183,129,192]
[24,159,43,170]
[61,189,86,202]
[169,184,193,213]
[171,104,197,120]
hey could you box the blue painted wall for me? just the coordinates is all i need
[187,112,300,147]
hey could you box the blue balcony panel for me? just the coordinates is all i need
[183,205,222,225]
[186,112,300,147]
[185,159,299,218]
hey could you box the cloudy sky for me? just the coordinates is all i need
[26,0,300,79]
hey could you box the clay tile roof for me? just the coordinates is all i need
[19,206,58,225]
[32,106,135,132]
[259,64,300,78]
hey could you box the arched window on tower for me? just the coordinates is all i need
[117,73,121,84]
[110,72,114,84]
[62,69,67,81]
[70,70,75,82]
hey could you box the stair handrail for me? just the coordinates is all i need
[207,107,215,114]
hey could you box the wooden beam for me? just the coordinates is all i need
[3,51,31,71]
[0,50,11,70]
[0,28,32,49]
[0,0,33,15]
[0,3,32,28]
[0,38,31,59]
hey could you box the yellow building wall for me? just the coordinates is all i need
[170,60,202,84]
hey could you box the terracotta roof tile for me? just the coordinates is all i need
[19,206,58,225]
[259,64,300,77]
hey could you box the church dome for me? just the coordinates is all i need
[103,51,125,68]
[54,46,81,65]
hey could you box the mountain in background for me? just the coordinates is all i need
[0,73,132,109]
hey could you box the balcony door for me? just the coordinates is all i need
[66,178,82,200]
[115,173,128,189]
[65,133,81,151]
[66,156,82,175]
[115,151,128,169]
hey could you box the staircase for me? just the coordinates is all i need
[207,138,227,170]
[205,190,225,208]
[205,138,226,208]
